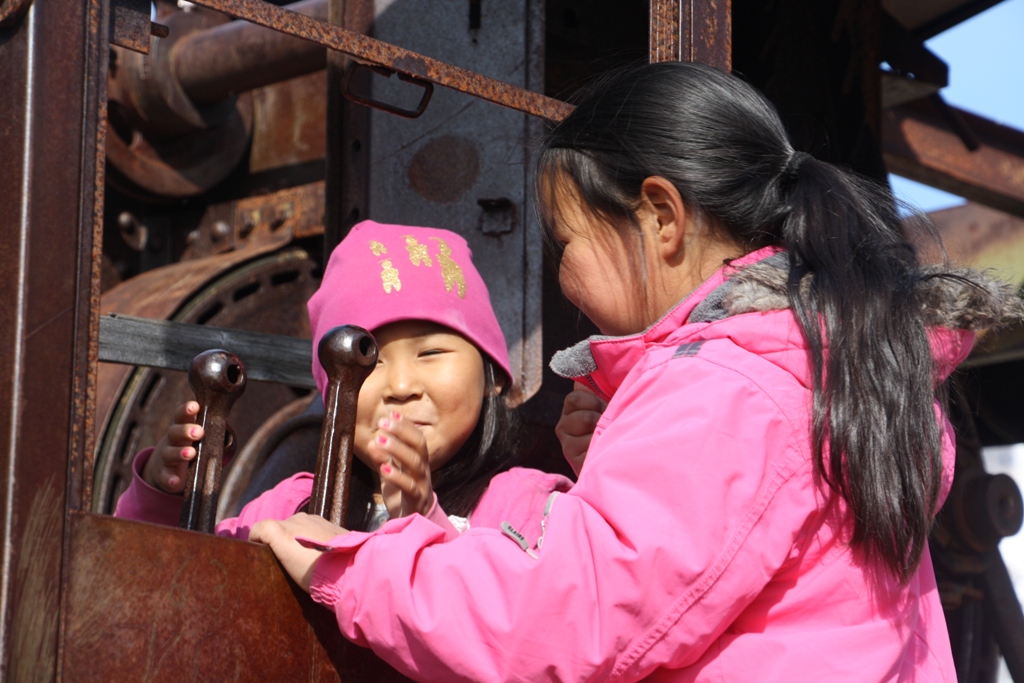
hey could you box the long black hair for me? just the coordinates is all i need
[344,359,522,531]
[539,61,946,583]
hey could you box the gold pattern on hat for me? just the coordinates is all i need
[430,238,466,298]
[380,259,401,293]
[404,236,433,267]
[369,240,387,256]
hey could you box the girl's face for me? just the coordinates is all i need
[354,320,486,471]
[551,188,655,337]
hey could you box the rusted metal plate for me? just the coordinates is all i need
[649,0,732,71]
[250,71,328,174]
[187,0,572,121]
[62,511,414,681]
[0,0,108,678]
[884,98,1024,219]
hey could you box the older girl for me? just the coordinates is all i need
[251,63,1018,682]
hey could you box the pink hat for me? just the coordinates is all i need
[307,220,511,400]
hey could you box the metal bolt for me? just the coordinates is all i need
[211,220,231,242]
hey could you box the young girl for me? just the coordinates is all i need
[250,62,1021,682]
[115,220,572,541]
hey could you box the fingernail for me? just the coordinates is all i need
[378,417,390,430]
[181,448,191,458]
[390,411,401,421]
[381,464,392,475]
[377,434,388,446]
[168,476,178,487]
[189,427,200,438]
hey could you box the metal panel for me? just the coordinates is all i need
[0,0,108,678]
[366,0,546,400]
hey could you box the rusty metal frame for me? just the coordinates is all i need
[188,0,573,122]
[0,0,109,677]
[649,0,731,70]
[884,97,1024,219]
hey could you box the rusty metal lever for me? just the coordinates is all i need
[309,325,377,525]
[180,349,247,533]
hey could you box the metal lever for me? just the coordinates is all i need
[180,349,247,533]
[309,325,377,525]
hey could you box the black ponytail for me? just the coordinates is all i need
[539,61,949,582]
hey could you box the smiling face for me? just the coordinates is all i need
[354,320,487,471]
[550,183,656,337]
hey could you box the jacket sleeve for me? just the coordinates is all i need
[307,353,821,683]
[112,448,184,526]
[423,493,462,541]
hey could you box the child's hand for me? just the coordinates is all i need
[366,412,433,519]
[249,513,347,592]
[555,382,608,476]
[142,401,204,494]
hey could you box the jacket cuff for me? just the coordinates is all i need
[423,492,462,541]
[307,515,444,609]
[111,448,185,526]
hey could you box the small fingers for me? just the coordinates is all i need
[172,401,201,425]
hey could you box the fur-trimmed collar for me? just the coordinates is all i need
[550,251,1024,381]
[699,252,1024,331]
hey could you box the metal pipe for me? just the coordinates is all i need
[172,0,328,105]
[187,0,573,121]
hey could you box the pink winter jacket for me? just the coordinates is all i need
[115,449,572,544]
[305,247,962,682]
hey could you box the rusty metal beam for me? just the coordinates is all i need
[0,0,108,677]
[884,97,1024,219]
[649,0,731,71]
[187,0,572,122]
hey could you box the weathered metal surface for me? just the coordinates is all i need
[364,0,547,402]
[99,314,315,387]
[109,0,160,54]
[341,62,435,119]
[649,0,732,71]
[324,0,373,253]
[0,0,32,26]
[250,70,328,175]
[187,0,572,121]
[311,326,377,525]
[884,97,1024,218]
[61,511,415,681]
[0,0,108,677]
[94,250,319,515]
[107,8,254,198]
[184,181,327,259]
[64,511,327,681]
[180,350,248,532]
[173,0,329,105]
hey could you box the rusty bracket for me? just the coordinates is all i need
[110,0,169,54]
[341,61,434,120]
[186,0,573,122]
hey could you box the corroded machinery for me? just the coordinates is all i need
[1,0,1023,681]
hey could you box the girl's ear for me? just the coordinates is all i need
[639,176,688,263]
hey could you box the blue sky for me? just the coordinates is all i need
[889,0,1024,212]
